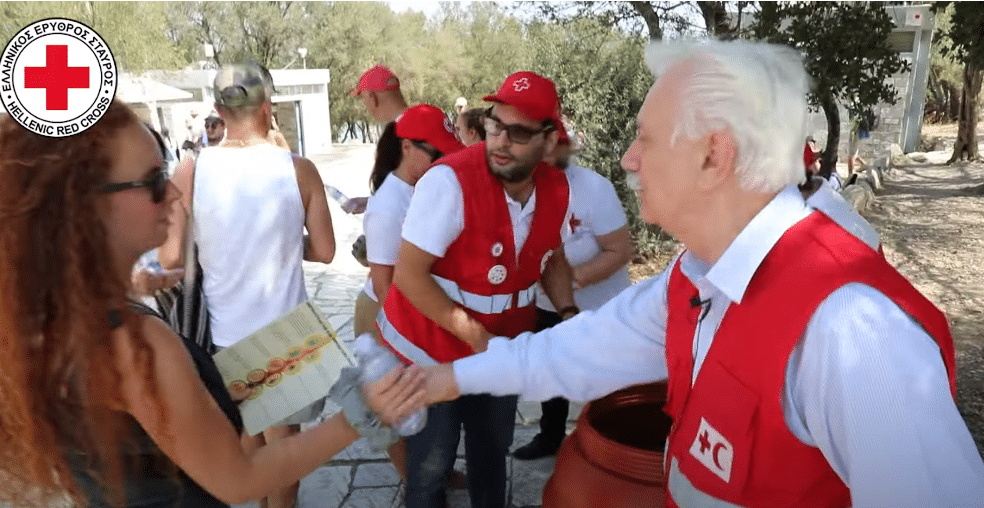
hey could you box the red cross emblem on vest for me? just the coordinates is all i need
[689,417,734,482]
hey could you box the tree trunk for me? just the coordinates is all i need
[947,63,983,164]
[819,94,840,180]
[695,1,736,38]
[629,1,662,40]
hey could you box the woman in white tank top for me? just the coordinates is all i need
[354,104,465,484]
[355,104,465,339]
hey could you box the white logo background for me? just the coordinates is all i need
[13,33,100,123]
[688,417,734,483]
[1,18,117,137]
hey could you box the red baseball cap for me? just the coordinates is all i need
[483,71,563,132]
[395,104,465,157]
[350,65,400,96]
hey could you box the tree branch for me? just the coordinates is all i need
[629,1,663,40]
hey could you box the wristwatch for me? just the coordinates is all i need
[558,305,580,320]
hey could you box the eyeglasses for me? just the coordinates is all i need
[99,170,170,203]
[483,107,553,145]
[411,140,444,162]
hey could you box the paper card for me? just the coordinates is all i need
[212,301,356,436]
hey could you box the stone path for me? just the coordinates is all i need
[243,144,583,508]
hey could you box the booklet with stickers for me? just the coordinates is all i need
[212,301,356,436]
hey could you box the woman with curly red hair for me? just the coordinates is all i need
[0,100,424,507]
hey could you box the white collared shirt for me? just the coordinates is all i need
[402,164,572,258]
[454,185,984,506]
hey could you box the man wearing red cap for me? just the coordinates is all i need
[376,71,577,508]
[351,64,409,124]
[348,64,411,266]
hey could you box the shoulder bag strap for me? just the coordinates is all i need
[181,158,197,337]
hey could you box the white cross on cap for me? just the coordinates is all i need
[513,77,531,92]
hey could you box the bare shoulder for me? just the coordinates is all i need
[112,313,196,384]
[292,154,324,189]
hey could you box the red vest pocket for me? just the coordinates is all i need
[671,359,758,500]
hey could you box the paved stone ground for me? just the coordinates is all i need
[236,144,583,508]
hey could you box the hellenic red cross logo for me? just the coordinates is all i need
[24,45,90,111]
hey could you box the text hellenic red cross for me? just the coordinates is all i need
[24,45,90,111]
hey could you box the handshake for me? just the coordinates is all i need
[326,360,461,451]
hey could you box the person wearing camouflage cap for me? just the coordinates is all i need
[159,62,338,508]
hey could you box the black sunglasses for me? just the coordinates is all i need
[411,140,444,162]
[99,170,170,203]
[483,107,553,145]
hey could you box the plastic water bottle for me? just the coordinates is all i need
[353,333,427,436]
[324,184,350,209]
[137,250,164,274]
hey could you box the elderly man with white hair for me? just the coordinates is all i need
[416,40,984,506]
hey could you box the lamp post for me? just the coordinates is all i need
[298,47,307,69]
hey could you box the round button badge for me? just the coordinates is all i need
[487,265,507,285]
[490,242,504,257]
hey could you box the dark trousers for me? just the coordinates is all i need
[535,308,570,444]
[404,393,519,508]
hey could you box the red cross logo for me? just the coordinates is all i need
[698,430,711,453]
[569,214,582,232]
[513,77,531,92]
[24,45,90,111]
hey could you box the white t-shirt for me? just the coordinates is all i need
[536,165,631,312]
[362,173,415,302]
[403,164,572,259]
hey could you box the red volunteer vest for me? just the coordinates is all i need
[663,212,956,507]
[380,143,569,364]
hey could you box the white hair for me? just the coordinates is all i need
[645,40,812,193]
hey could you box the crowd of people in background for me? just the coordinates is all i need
[0,37,982,508]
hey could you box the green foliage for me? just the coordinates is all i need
[0,2,183,72]
[521,18,659,257]
[931,2,984,163]
[925,5,963,123]
[165,1,312,69]
[932,2,984,65]
[751,2,908,124]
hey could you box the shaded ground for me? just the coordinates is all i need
[866,159,984,455]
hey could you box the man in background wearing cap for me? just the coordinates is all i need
[161,62,336,508]
[203,113,226,148]
[375,71,577,508]
[512,117,636,461]
[352,64,409,124]
[347,64,410,266]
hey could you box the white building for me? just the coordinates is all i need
[141,67,332,156]
[803,4,934,160]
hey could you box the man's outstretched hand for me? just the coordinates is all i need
[362,364,427,427]
[421,364,461,405]
[342,196,369,214]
